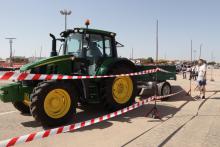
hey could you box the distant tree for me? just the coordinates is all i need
[146,57,154,63]
[158,59,169,64]
[208,61,216,65]
[8,57,29,63]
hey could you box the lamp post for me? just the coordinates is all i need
[60,9,72,31]
[5,38,16,67]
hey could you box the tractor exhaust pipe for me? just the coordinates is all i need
[50,33,58,57]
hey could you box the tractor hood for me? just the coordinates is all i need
[20,55,73,72]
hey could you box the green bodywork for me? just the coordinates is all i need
[0,82,32,102]
[20,55,74,74]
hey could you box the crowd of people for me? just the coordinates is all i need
[180,59,207,99]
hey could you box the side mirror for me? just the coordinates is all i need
[116,41,124,48]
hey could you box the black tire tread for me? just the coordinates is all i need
[30,80,77,126]
[12,101,30,114]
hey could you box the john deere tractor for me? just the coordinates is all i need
[0,22,176,126]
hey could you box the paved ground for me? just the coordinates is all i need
[0,69,220,147]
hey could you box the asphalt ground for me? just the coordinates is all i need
[0,69,220,147]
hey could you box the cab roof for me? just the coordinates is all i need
[60,27,116,38]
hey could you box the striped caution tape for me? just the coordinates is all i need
[0,90,184,147]
[0,68,165,81]
[155,90,184,100]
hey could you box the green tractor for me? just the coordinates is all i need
[0,23,176,126]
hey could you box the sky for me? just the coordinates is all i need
[0,0,220,62]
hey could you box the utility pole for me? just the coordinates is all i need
[60,9,72,31]
[193,49,197,61]
[132,48,134,59]
[188,40,193,96]
[145,19,161,120]
[5,38,16,67]
[40,46,42,58]
[199,43,202,59]
[210,51,215,81]
[156,20,159,63]
[190,40,192,63]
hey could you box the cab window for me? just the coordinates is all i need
[87,34,104,58]
[104,36,113,57]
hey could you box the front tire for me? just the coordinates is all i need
[30,81,77,126]
[12,93,31,114]
[12,101,30,114]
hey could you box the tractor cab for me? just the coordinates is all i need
[56,27,119,74]
[62,28,118,59]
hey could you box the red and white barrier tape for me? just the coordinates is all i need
[0,90,183,147]
[0,68,164,81]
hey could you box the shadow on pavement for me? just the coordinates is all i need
[122,89,218,147]
[21,85,193,133]
[121,88,192,147]
[157,91,218,147]
[21,121,42,128]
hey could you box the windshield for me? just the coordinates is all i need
[66,33,83,57]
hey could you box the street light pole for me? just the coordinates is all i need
[60,9,72,31]
[5,38,16,67]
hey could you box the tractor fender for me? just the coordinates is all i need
[96,58,137,75]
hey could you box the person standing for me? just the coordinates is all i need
[182,65,187,79]
[197,59,207,99]
[194,65,199,80]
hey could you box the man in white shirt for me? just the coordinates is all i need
[196,59,207,99]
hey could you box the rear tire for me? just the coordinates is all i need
[12,101,30,114]
[101,64,137,110]
[30,81,77,126]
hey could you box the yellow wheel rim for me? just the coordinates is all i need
[23,93,30,106]
[112,76,133,104]
[44,89,71,119]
